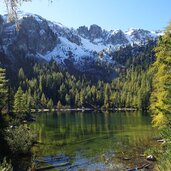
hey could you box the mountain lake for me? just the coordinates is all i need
[20,111,158,171]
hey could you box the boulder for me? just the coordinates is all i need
[146,155,157,161]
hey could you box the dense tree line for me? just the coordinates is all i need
[8,61,152,112]
[110,40,156,68]
[150,22,171,169]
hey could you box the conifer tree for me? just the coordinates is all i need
[41,93,47,108]
[57,101,62,110]
[65,94,71,106]
[47,99,53,110]
[79,89,85,106]
[25,89,32,113]
[150,22,171,169]
[103,83,110,109]
[18,68,25,81]
[21,93,28,113]
[150,22,171,127]
[0,68,8,113]
[13,86,27,114]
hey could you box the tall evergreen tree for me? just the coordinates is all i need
[150,23,171,127]
[57,100,62,110]
[41,93,47,108]
[18,68,25,81]
[47,99,53,110]
[13,86,27,115]
[0,68,8,113]
[150,22,171,169]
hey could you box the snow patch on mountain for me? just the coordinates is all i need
[44,36,91,63]
[0,12,164,70]
[81,37,106,52]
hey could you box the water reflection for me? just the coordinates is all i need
[31,111,155,158]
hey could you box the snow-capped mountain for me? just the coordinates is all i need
[0,13,163,80]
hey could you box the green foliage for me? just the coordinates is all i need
[18,68,25,81]
[57,101,62,110]
[5,125,34,155]
[111,40,156,68]
[12,63,151,110]
[152,113,168,128]
[47,98,53,110]
[150,22,171,168]
[41,93,47,108]
[0,68,8,113]
[13,86,28,116]
[110,67,152,109]
[65,94,71,106]
[150,23,171,127]
[0,157,13,171]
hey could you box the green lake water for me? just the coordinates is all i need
[30,111,157,170]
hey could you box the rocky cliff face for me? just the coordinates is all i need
[0,13,163,80]
[77,26,89,38]
[1,15,57,58]
[17,16,57,54]
[89,24,103,40]
[0,15,4,46]
[107,30,129,45]
[0,15,3,35]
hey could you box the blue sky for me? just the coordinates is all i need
[0,0,171,31]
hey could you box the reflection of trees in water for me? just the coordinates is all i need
[30,111,154,147]
[29,111,157,158]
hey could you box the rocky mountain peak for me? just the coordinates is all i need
[107,29,129,45]
[1,14,57,58]
[129,29,151,41]
[18,16,57,54]
[77,26,89,38]
[89,24,102,40]
[0,12,163,79]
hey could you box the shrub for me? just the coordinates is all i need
[5,125,34,155]
[0,157,13,171]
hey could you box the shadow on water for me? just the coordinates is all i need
[29,111,157,170]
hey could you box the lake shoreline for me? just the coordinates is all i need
[31,107,139,113]
[28,110,157,171]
